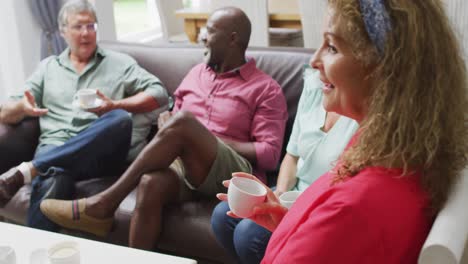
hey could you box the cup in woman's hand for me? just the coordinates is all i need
[279,191,303,209]
[227,177,267,218]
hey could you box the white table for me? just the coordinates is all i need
[0,222,197,264]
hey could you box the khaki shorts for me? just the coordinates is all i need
[169,137,252,200]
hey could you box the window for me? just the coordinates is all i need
[113,0,162,43]
[183,0,201,8]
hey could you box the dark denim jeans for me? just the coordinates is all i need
[27,109,132,231]
[211,201,272,264]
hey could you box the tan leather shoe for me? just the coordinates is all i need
[0,168,24,207]
[40,198,113,237]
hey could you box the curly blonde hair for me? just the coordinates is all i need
[329,0,468,213]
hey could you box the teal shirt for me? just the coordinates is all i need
[17,46,168,161]
[286,66,359,191]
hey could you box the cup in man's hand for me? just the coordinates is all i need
[227,177,267,218]
[279,191,303,209]
[74,89,98,109]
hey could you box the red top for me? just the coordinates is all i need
[173,60,288,181]
[262,154,431,263]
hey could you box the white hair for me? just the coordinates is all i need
[58,0,97,31]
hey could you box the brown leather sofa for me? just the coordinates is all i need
[0,41,313,263]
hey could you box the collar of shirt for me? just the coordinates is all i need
[57,46,107,74]
[204,57,256,81]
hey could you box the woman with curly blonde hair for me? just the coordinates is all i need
[217,0,467,263]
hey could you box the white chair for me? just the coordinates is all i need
[418,167,468,264]
[154,0,189,43]
[209,0,270,47]
[297,0,327,49]
[417,10,468,263]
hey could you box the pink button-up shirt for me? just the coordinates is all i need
[173,59,287,181]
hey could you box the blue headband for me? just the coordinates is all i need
[359,0,392,56]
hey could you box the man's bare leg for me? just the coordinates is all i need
[129,170,180,249]
[84,111,218,219]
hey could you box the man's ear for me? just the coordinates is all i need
[230,31,238,46]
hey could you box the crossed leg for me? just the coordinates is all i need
[0,109,131,209]
[84,110,218,217]
[129,170,181,250]
[40,111,219,237]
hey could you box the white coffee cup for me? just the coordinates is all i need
[48,241,80,264]
[279,190,303,209]
[74,89,97,108]
[228,177,267,218]
[0,246,16,264]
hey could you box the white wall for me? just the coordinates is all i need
[0,0,41,102]
[0,71,4,102]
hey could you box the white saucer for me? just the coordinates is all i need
[72,98,103,110]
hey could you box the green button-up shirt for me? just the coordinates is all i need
[17,46,168,160]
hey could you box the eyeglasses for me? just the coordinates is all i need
[67,23,97,33]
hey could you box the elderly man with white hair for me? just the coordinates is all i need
[0,0,168,231]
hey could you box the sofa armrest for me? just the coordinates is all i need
[418,167,468,264]
[0,118,39,173]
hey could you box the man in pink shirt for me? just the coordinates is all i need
[39,6,288,249]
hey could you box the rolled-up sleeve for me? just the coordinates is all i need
[122,62,169,107]
[251,81,288,171]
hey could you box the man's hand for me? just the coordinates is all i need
[22,91,48,117]
[86,90,115,116]
[158,111,173,129]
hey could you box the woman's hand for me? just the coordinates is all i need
[216,172,288,232]
[273,189,284,198]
